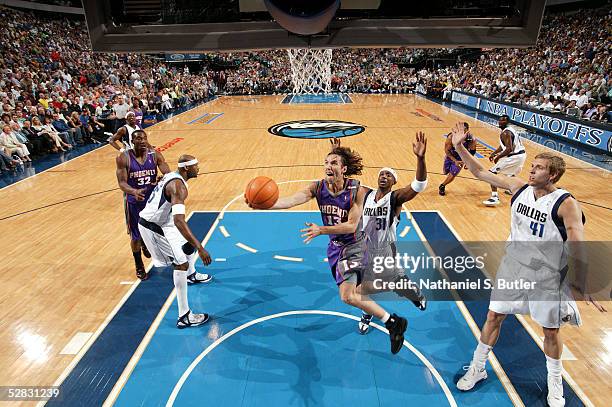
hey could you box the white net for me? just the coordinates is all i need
[286,48,333,94]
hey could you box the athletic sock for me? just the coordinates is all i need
[472,340,493,370]
[546,355,563,380]
[133,250,144,268]
[173,269,189,317]
[380,312,390,323]
[187,252,198,275]
[492,192,499,198]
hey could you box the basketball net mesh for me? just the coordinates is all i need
[287,48,333,94]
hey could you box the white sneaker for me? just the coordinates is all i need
[547,376,565,407]
[177,310,210,329]
[482,197,501,206]
[457,365,488,391]
[187,272,213,285]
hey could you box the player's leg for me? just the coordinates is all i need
[439,158,460,196]
[543,327,565,407]
[183,242,213,285]
[127,201,147,280]
[457,309,506,390]
[338,281,407,354]
[156,225,210,328]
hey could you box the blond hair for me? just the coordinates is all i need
[535,153,566,183]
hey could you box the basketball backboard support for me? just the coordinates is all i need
[82,0,546,53]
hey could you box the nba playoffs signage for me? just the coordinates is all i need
[451,91,612,153]
[268,120,366,139]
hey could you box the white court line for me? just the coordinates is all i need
[103,212,220,406]
[60,332,93,355]
[433,209,593,407]
[407,208,524,407]
[399,226,411,238]
[219,226,230,237]
[120,281,135,285]
[273,255,303,262]
[323,258,328,262]
[214,258,227,262]
[235,242,257,253]
[165,310,457,407]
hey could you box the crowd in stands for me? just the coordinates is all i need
[0,5,609,171]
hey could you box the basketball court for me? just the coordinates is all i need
[0,0,611,405]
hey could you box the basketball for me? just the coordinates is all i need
[245,176,279,209]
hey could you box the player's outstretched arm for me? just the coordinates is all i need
[450,122,524,193]
[269,182,316,209]
[560,197,607,312]
[155,150,171,174]
[115,153,145,201]
[168,179,211,265]
[395,131,428,204]
[109,127,127,151]
[301,186,365,243]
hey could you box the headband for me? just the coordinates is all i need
[378,167,398,182]
[178,159,198,168]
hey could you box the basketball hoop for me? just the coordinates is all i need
[286,48,333,95]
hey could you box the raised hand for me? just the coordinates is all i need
[451,122,468,147]
[330,137,341,150]
[412,131,427,158]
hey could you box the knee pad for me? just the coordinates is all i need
[182,242,195,255]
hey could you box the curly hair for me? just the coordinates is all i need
[329,146,364,177]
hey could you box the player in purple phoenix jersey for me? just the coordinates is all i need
[116,129,170,280]
[248,143,408,355]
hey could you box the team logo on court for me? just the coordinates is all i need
[268,120,365,139]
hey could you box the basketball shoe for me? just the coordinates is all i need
[385,314,407,354]
[457,364,488,391]
[177,311,209,329]
[187,272,212,285]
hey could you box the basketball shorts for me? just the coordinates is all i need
[489,153,526,176]
[443,157,462,176]
[138,219,189,266]
[328,236,367,286]
[489,254,582,329]
[125,199,146,241]
[363,242,404,282]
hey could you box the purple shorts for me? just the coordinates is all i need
[125,200,146,241]
[443,157,462,176]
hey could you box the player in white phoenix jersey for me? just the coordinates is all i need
[449,122,605,407]
[138,155,214,328]
[483,114,526,206]
[332,133,429,335]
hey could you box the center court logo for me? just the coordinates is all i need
[268,120,366,139]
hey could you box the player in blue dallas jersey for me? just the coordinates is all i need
[116,130,170,280]
[248,142,409,354]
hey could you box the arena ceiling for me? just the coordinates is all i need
[82,0,547,52]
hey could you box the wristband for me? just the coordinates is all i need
[171,204,186,215]
[411,179,427,192]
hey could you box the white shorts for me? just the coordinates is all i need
[490,153,526,176]
[489,255,581,328]
[138,222,188,266]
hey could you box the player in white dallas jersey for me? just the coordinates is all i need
[109,111,142,151]
[483,114,526,206]
[332,133,429,335]
[450,122,605,407]
[138,154,214,329]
